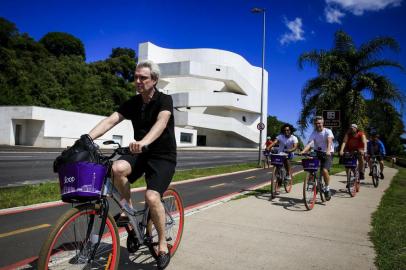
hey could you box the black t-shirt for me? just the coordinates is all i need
[117,89,177,162]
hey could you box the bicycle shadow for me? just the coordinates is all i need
[20,246,158,270]
[119,245,158,269]
[245,188,328,212]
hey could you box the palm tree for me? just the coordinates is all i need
[298,30,405,144]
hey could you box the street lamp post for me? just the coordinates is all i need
[251,7,266,166]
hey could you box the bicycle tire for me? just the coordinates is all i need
[284,169,293,193]
[303,172,317,210]
[347,169,357,197]
[270,167,279,200]
[147,187,184,259]
[372,165,379,187]
[38,203,120,270]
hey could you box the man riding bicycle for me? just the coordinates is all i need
[266,123,298,181]
[367,132,386,179]
[300,116,334,201]
[339,124,367,180]
[88,60,175,269]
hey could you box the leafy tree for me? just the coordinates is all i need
[39,32,85,59]
[0,17,18,47]
[298,30,405,145]
[366,100,405,155]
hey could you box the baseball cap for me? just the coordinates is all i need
[351,124,358,129]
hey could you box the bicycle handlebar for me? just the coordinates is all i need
[101,141,149,160]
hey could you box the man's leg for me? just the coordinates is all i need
[322,168,330,186]
[284,160,291,179]
[379,160,385,179]
[358,151,365,179]
[112,160,133,208]
[145,190,168,253]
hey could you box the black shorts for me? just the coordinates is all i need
[118,154,176,196]
[319,154,333,171]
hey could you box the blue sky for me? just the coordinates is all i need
[2,0,406,136]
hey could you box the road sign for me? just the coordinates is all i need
[323,110,340,127]
[257,122,265,131]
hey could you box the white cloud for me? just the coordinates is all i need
[326,0,402,15]
[279,17,305,45]
[325,6,346,23]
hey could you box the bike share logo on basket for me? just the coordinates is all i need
[64,176,76,184]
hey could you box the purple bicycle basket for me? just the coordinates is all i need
[58,162,107,203]
[270,154,286,166]
[302,158,320,172]
[343,157,357,168]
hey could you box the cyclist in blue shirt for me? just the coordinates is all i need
[367,132,386,179]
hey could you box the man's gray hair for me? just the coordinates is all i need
[136,60,160,81]
[313,115,324,122]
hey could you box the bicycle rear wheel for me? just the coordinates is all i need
[270,167,280,200]
[347,169,357,197]
[38,203,120,270]
[372,165,379,187]
[147,187,184,258]
[303,172,317,210]
[284,169,293,193]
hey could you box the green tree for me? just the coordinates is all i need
[39,32,85,59]
[0,17,18,47]
[298,30,405,144]
[366,100,405,155]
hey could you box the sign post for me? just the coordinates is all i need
[323,110,340,127]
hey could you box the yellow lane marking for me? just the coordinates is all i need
[245,176,256,179]
[0,224,51,238]
[210,183,225,188]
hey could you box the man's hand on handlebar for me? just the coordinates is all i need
[129,140,148,154]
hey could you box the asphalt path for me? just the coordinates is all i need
[0,150,258,187]
[0,166,300,269]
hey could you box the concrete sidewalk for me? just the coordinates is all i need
[167,167,397,270]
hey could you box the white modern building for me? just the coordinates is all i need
[139,42,268,148]
[0,106,196,148]
[0,42,267,149]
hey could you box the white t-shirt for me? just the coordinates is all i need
[308,128,334,153]
[276,134,298,153]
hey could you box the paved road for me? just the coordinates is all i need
[0,166,295,269]
[0,150,258,187]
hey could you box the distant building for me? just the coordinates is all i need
[140,42,268,148]
[0,42,267,148]
[0,106,195,148]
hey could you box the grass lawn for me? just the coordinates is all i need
[370,165,406,270]
[0,162,257,209]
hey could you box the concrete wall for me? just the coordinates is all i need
[0,106,196,148]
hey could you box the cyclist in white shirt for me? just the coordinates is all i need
[300,116,334,200]
[266,123,299,181]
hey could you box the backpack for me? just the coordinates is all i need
[53,134,103,173]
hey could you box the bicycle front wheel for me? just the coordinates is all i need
[372,165,379,187]
[270,167,279,200]
[148,187,184,258]
[38,203,120,270]
[347,169,357,197]
[303,173,317,210]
